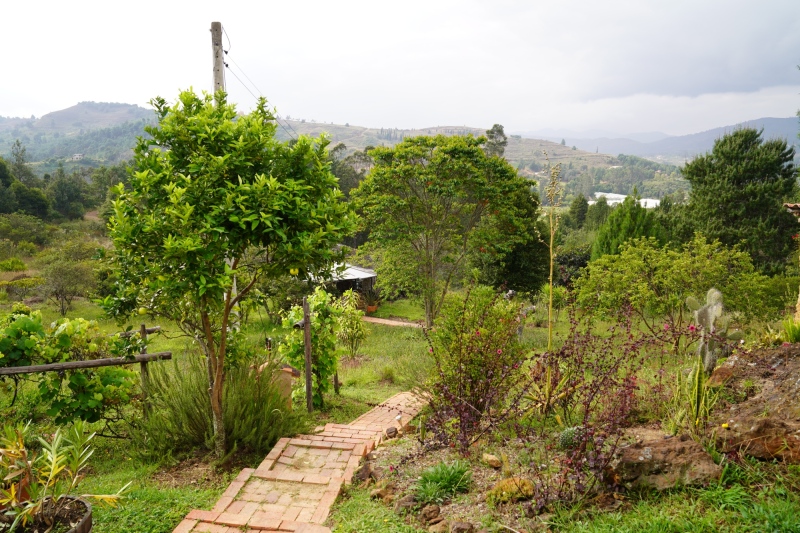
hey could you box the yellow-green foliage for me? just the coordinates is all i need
[486,477,534,507]
[0,258,26,272]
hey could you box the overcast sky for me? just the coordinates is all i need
[4,0,800,136]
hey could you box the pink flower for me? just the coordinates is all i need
[429,347,433,353]
[497,349,502,355]
[475,330,480,336]
[663,323,670,331]
[688,324,696,332]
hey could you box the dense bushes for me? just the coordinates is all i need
[134,355,309,458]
[0,306,142,425]
[425,285,528,450]
[575,235,784,326]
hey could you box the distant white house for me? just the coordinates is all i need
[70,154,84,161]
[588,192,660,208]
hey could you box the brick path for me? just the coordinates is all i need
[361,316,422,328]
[173,392,425,533]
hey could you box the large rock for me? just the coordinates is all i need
[450,523,474,533]
[716,416,800,462]
[607,435,721,490]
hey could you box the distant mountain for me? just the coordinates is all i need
[517,128,672,144]
[524,117,799,165]
[273,120,619,174]
[0,102,154,165]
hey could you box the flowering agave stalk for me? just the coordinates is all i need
[0,421,130,531]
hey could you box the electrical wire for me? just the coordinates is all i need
[221,26,301,141]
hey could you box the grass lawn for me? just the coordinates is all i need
[370,298,425,322]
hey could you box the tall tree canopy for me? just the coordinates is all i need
[682,128,797,275]
[352,135,541,327]
[568,194,589,229]
[107,90,355,456]
[592,193,662,260]
[484,124,508,158]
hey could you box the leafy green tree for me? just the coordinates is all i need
[10,140,37,186]
[328,143,367,197]
[0,158,13,188]
[591,194,662,260]
[106,90,355,456]
[10,182,50,219]
[47,165,89,220]
[484,124,508,158]
[38,239,99,316]
[352,135,538,327]
[585,196,611,230]
[0,185,18,215]
[568,195,589,229]
[682,128,797,275]
[42,261,95,316]
[89,162,130,207]
[470,185,548,297]
[0,213,52,245]
[576,235,773,332]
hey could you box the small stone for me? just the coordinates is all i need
[420,504,440,523]
[385,427,399,439]
[450,522,474,533]
[394,493,416,514]
[366,451,378,461]
[428,522,449,533]
[482,453,502,469]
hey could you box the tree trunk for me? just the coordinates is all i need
[424,296,434,329]
[210,356,226,457]
[795,265,800,322]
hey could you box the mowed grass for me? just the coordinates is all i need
[80,440,229,533]
[371,299,426,322]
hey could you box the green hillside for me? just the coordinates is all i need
[0,102,153,168]
[0,102,687,198]
[277,120,686,198]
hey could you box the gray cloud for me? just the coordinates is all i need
[3,0,799,135]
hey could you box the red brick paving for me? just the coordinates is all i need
[173,392,424,533]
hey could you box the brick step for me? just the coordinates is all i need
[172,392,426,533]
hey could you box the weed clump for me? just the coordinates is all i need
[415,460,471,504]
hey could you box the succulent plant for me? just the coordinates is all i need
[557,426,586,450]
[687,288,743,374]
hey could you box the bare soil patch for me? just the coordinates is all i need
[150,456,231,489]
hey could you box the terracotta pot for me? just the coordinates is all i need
[366,305,378,313]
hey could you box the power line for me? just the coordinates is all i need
[225,60,297,141]
[221,28,300,141]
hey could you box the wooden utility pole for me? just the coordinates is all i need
[211,22,225,95]
[303,297,314,413]
[211,21,240,327]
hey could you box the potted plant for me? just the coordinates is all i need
[361,288,381,313]
[0,421,130,532]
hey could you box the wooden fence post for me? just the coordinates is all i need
[139,323,151,419]
[303,297,313,413]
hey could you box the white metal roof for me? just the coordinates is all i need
[329,263,377,282]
